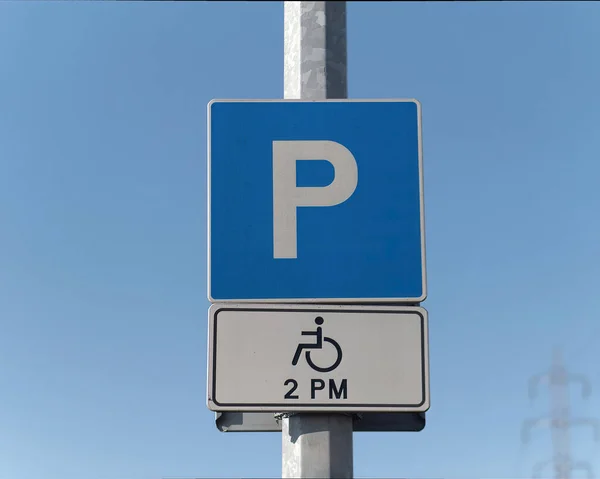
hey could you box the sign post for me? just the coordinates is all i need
[284,3,350,475]
[206,2,428,477]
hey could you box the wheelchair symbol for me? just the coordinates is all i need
[292,316,343,373]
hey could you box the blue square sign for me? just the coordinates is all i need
[207,99,426,303]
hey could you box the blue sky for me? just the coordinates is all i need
[1,1,600,478]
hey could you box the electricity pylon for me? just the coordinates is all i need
[522,347,600,479]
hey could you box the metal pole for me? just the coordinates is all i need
[284,1,347,100]
[281,2,353,478]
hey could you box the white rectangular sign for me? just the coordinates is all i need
[207,304,429,413]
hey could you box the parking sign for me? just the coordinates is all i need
[207,99,426,303]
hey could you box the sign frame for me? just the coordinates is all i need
[214,411,426,433]
[206,98,427,304]
[207,303,430,413]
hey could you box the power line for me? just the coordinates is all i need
[522,347,600,479]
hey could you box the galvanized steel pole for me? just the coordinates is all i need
[281,2,353,478]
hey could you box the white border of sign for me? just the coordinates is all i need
[207,98,427,303]
[207,303,430,413]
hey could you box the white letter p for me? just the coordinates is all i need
[272,140,358,259]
